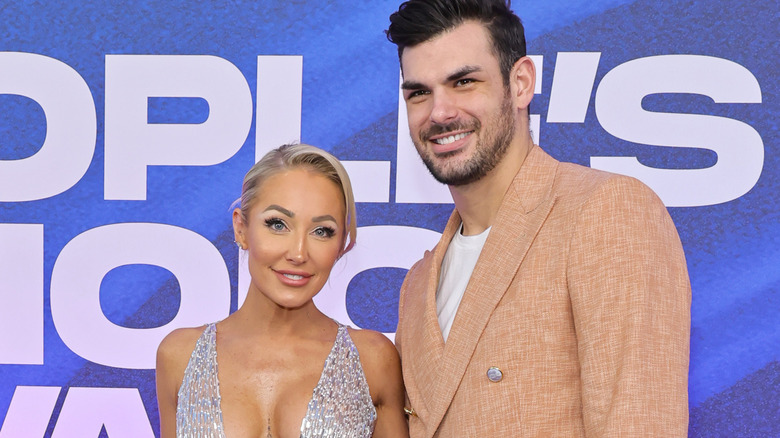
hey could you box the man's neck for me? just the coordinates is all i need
[450,136,533,236]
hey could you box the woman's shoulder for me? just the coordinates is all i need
[345,327,400,369]
[155,324,212,405]
[157,324,211,368]
[345,327,404,412]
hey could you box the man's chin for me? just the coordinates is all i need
[425,163,479,186]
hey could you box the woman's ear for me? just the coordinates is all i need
[232,208,247,250]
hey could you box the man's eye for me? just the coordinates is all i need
[455,78,475,86]
[407,90,429,100]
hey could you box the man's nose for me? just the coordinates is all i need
[429,90,458,125]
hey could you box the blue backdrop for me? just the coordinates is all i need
[0,1,777,436]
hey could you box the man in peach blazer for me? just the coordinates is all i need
[386,0,691,436]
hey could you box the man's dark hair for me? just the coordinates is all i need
[386,0,526,84]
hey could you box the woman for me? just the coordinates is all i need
[156,144,408,437]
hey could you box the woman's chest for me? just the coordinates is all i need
[217,348,327,437]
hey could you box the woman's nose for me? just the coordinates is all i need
[285,233,307,264]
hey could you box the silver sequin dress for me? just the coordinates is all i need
[175,322,377,438]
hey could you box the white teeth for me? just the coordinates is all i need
[433,132,469,145]
[283,273,304,280]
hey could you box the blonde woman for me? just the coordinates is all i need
[156,144,408,438]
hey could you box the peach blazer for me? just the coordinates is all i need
[396,146,691,437]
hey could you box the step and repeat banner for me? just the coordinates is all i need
[1,0,776,436]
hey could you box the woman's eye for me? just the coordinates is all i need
[264,218,287,231]
[313,227,336,238]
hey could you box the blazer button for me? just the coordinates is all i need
[487,366,503,382]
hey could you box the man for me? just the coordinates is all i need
[386,1,691,436]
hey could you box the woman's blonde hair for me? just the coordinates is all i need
[237,143,357,255]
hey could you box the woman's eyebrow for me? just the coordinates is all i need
[312,215,337,223]
[263,204,294,217]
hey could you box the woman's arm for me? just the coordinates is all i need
[155,328,201,438]
[352,329,410,438]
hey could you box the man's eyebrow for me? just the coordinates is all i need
[263,205,294,217]
[401,80,426,91]
[447,65,482,82]
[401,65,484,90]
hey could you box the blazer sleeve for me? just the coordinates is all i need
[567,175,691,437]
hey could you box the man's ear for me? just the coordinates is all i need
[509,56,536,110]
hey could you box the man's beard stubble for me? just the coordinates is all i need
[414,95,516,187]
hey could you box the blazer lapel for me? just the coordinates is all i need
[403,211,461,426]
[427,146,560,429]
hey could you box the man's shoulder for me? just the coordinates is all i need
[553,159,656,205]
[402,209,460,279]
[556,159,616,186]
[522,145,649,205]
[404,248,435,281]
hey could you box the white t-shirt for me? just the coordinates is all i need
[436,224,491,342]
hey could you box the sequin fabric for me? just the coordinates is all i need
[176,323,225,438]
[300,324,377,437]
[175,322,376,438]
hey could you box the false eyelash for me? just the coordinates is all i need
[264,217,287,231]
[315,226,337,238]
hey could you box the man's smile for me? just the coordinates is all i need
[432,131,473,145]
